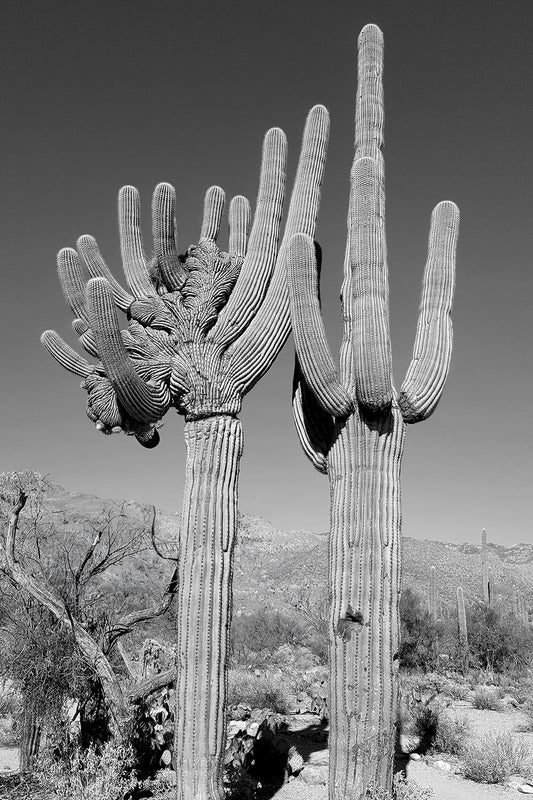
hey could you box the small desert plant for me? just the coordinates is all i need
[34,739,138,800]
[462,732,533,783]
[433,712,471,755]
[231,609,308,668]
[365,774,435,799]
[442,680,469,701]
[471,686,501,711]
[227,670,290,713]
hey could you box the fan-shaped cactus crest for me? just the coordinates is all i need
[42,106,329,800]
[286,24,459,799]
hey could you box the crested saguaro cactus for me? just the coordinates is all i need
[286,25,459,798]
[41,106,329,800]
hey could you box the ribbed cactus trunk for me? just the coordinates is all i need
[19,709,41,774]
[174,415,243,800]
[328,409,404,794]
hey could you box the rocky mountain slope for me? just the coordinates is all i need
[3,482,532,620]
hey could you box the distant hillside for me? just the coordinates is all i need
[4,483,533,621]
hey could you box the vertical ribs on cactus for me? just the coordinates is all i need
[41,108,329,800]
[286,24,459,799]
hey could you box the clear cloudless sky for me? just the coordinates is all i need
[1,0,532,545]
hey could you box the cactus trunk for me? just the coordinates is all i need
[328,408,404,797]
[174,415,243,800]
[19,709,41,774]
[481,528,490,605]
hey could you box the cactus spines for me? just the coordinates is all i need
[42,108,329,800]
[481,528,490,605]
[457,586,468,647]
[286,24,459,798]
[429,565,438,620]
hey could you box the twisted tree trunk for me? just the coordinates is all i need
[174,415,243,800]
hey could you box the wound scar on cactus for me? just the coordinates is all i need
[336,605,364,641]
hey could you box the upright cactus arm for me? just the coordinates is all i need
[228,195,251,258]
[292,361,334,474]
[200,185,226,241]
[347,155,392,411]
[399,200,459,423]
[208,127,287,349]
[287,233,353,416]
[227,104,330,394]
[151,182,188,291]
[355,24,384,168]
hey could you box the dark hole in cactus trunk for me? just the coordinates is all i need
[336,605,364,641]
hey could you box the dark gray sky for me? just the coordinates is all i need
[2,0,532,545]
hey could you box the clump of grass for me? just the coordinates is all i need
[227,669,290,713]
[433,712,471,755]
[462,732,533,783]
[443,681,469,701]
[366,775,434,799]
[471,686,502,711]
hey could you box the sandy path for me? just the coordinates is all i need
[0,747,19,774]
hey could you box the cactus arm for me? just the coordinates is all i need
[355,24,384,167]
[207,127,287,348]
[398,200,459,423]
[287,233,353,416]
[40,330,93,377]
[200,185,225,241]
[57,248,91,323]
[227,104,329,392]
[118,186,158,298]
[152,182,187,291]
[348,156,393,411]
[71,318,99,357]
[85,278,168,423]
[228,195,251,258]
[292,360,333,474]
[77,234,134,311]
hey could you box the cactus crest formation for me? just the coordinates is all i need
[286,23,459,799]
[41,109,329,800]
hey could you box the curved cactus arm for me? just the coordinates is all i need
[41,330,93,377]
[287,233,353,416]
[57,248,91,323]
[76,234,134,312]
[71,319,99,358]
[355,24,384,168]
[398,200,459,423]
[207,128,287,348]
[227,104,330,393]
[151,182,187,291]
[292,360,333,474]
[348,156,393,411]
[228,195,251,259]
[118,186,159,299]
[86,277,168,423]
[200,185,225,241]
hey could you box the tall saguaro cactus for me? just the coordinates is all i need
[429,565,438,620]
[41,107,329,800]
[457,586,468,647]
[286,25,459,798]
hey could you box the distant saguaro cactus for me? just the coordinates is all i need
[429,565,438,620]
[481,528,490,605]
[457,586,468,647]
[286,24,459,798]
[41,107,329,800]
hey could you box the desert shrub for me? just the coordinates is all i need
[231,609,307,667]
[462,732,533,783]
[365,774,434,799]
[227,670,290,713]
[34,739,137,800]
[467,603,533,673]
[399,589,440,671]
[433,712,471,755]
[471,686,501,711]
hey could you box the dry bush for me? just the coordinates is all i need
[227,670,290,713]
[462,732,533,783]
[471,686,502,711]
[433,711,471,755]
[366,774,434,799]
